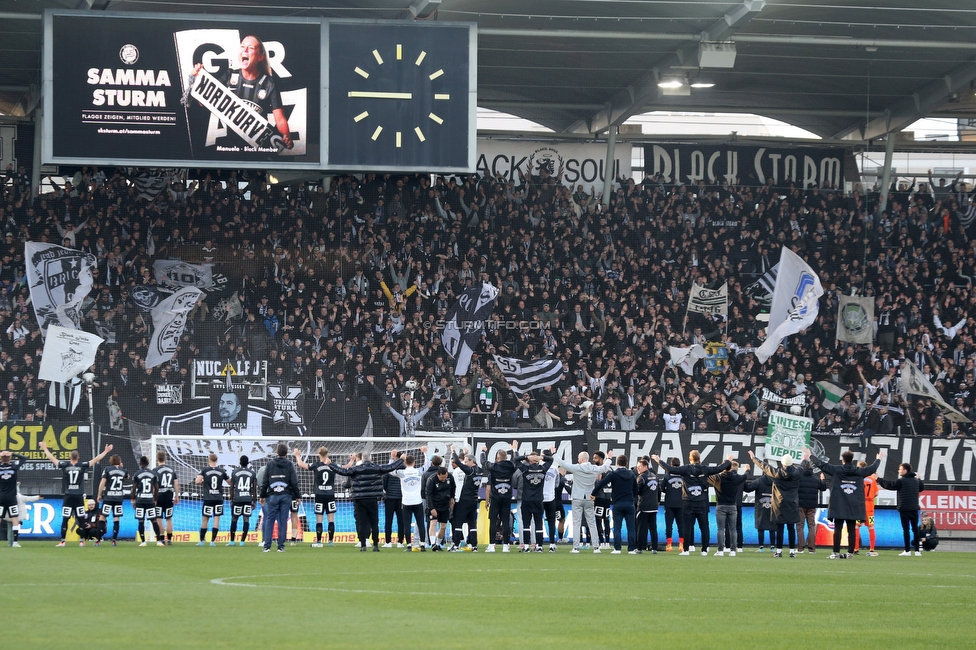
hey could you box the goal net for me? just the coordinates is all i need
[149,435,468,543]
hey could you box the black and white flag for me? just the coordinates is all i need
[211,291,242,322]
[441,283,498,376]
[147,287,203,369]
[49,376,83,414]
[39,325,103,384]
[687,282,728,316]
[128,284,171,312]
[153,259,214,290]
[269,385,304,425]
[493,355,563,394]
[25,242,97,335]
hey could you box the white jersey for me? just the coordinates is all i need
[393,457,431,506]
[543,463,560,502]
[452,466,466,501]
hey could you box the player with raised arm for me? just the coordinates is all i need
[449,445,481,552]
[0,450,27,547]
[39,441,112,547]
[131,456,159,547]
[228,455,257,546]
[194,453,230,546]
[97,455,128,547]
[294,447,339,548]
[154,451,179,546]
[511,439,554,553]
[390,447,430,551]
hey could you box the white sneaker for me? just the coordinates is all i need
[701,551,708,557]
[729,551,737,557]
[139,542,147,547]
[10,542,21,548]
[828,553,840,559]
[915,551,922,556]
[627,550,639,555]
[486,544,496,553]
[899,551,912,556]
[381,543,392,548]
[396,543,404,548]
[502,544,510,553]
[570,548,580,554]
[688,545,695,552]
[610,549,621,555]
[678,551,690,556]
[593,548,601,554]
[311,542,323,548]
[156,541,166,547]
[724,548,732,554]
[714,550,724,556]
[549,544,557,552]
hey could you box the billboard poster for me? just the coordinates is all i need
[918,491,976,530]
[44,10,322,168]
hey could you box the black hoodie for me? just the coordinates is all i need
[877,472,924,511]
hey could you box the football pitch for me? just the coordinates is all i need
[2,543,973,649]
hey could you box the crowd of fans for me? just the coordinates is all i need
[1,161,975,438]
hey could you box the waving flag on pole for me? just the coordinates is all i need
[441,283,498,376]
[39,325,104,384]
[900,360,971,423]
[147,287,203,369]
[668,344,707,375]
[493,355,563,393]
[755,248,824,363]
[25,242,97,335]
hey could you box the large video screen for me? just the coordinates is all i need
[44,11,323,169]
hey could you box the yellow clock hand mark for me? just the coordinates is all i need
[348,91,413,100]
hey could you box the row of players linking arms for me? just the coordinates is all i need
[1,440,928,558]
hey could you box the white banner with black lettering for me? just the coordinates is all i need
[688,281,727,316]
[147,287,203,369]
[153,259,214,289]
[477,140,632,188]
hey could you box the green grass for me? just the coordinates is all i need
[1,542,973,649]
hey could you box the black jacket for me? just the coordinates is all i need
[425,474,456,510]
[798,468,827,509]
[877,472,924,511]
[451,453,481,503]
[260,456,300,499]
[382,472,402,500]
[513,454,554,503]
[812,455,880,521]
[667,460,731,509]
[708,469,747,506]
[745,474,775,531]
[636,469,661,512]
[592,467,639,505]
[481,451,516,500]
[659,463,684,509]
[330,458,405,501]
[754,459,801,524]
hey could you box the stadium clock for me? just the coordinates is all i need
[327,21,475,172]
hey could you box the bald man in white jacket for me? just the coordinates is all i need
[553,448,614,554]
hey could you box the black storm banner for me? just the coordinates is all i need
[45,10,322,168]
[643,143,845,189]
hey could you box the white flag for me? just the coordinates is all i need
[25,242,97,335]
[668,344,707,375]
[687,282,728,316]
[899,360,971,423]
[153,259,214,289]
[836,295,874,344]
[39,325,104,384]
[756,248,824,363]
[147,287,203,369]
